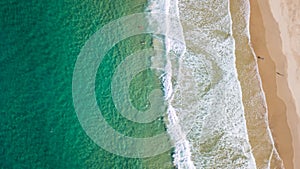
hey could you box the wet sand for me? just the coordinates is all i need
[230,0,284,168]
[249,0,300,168]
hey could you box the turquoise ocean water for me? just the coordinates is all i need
[0,0,173,168]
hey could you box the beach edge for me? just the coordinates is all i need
[249,0,300,168]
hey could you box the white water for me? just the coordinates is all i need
[176,1,257,167]
[146,0,258,168]
[147,0,196,168]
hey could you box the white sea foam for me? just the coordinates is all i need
[146,0,263,168]
[146,0,196,168]
[173,0,256,168]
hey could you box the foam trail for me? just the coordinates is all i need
[146,0,196,168]
[174,0,257,167]
[227,0,257,166]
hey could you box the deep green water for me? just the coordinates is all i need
[0,0,173,168]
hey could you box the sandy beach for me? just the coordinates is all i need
[249,0,300,168]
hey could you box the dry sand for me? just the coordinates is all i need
[249,0,300,168]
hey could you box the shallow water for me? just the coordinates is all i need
[169,0,256,168]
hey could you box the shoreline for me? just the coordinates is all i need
[230,0,284,167]
[249,0,300,168]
